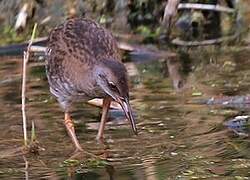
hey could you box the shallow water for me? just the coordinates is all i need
[0,48,250,179]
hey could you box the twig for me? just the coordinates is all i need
[178,3,235,13]
[172,34,238,46]
[21,23,37,146]
[30,45,47,52]
[22,155,29,179]
[117,41,176,58]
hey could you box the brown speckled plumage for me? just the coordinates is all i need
[46,18,124,109]
[45,18,137,151]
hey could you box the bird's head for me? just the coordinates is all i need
[94,59,137,135]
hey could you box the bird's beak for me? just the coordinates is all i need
[116,97,137,135]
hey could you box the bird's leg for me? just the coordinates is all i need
[64,112,83,151]
[96,97,111,140]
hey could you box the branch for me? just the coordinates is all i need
[178,3,235,13]
[21,23,37,146]
[172,34,238,46]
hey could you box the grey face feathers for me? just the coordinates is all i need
[94,59,138,134]
[95,59,129,100]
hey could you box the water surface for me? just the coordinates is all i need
[0,48,250,179]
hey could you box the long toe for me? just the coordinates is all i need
[75,144,84,152]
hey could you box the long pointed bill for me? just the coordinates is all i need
[117,97,137,135]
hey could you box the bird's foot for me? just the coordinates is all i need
[75,145,84,152]
[69,148,99,160]
[96,135,105,145]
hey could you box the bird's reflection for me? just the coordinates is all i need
[67,139,115,180]
[164,55,186,91]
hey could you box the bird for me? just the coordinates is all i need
[45,17,137,151]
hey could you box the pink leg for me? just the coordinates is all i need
[64,113,83,151]
[96,97,111,140]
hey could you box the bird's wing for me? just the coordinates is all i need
[61,18,121,63]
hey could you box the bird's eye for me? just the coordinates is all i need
[108,81,116,90]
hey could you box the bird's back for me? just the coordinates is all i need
[47,18,121,65]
